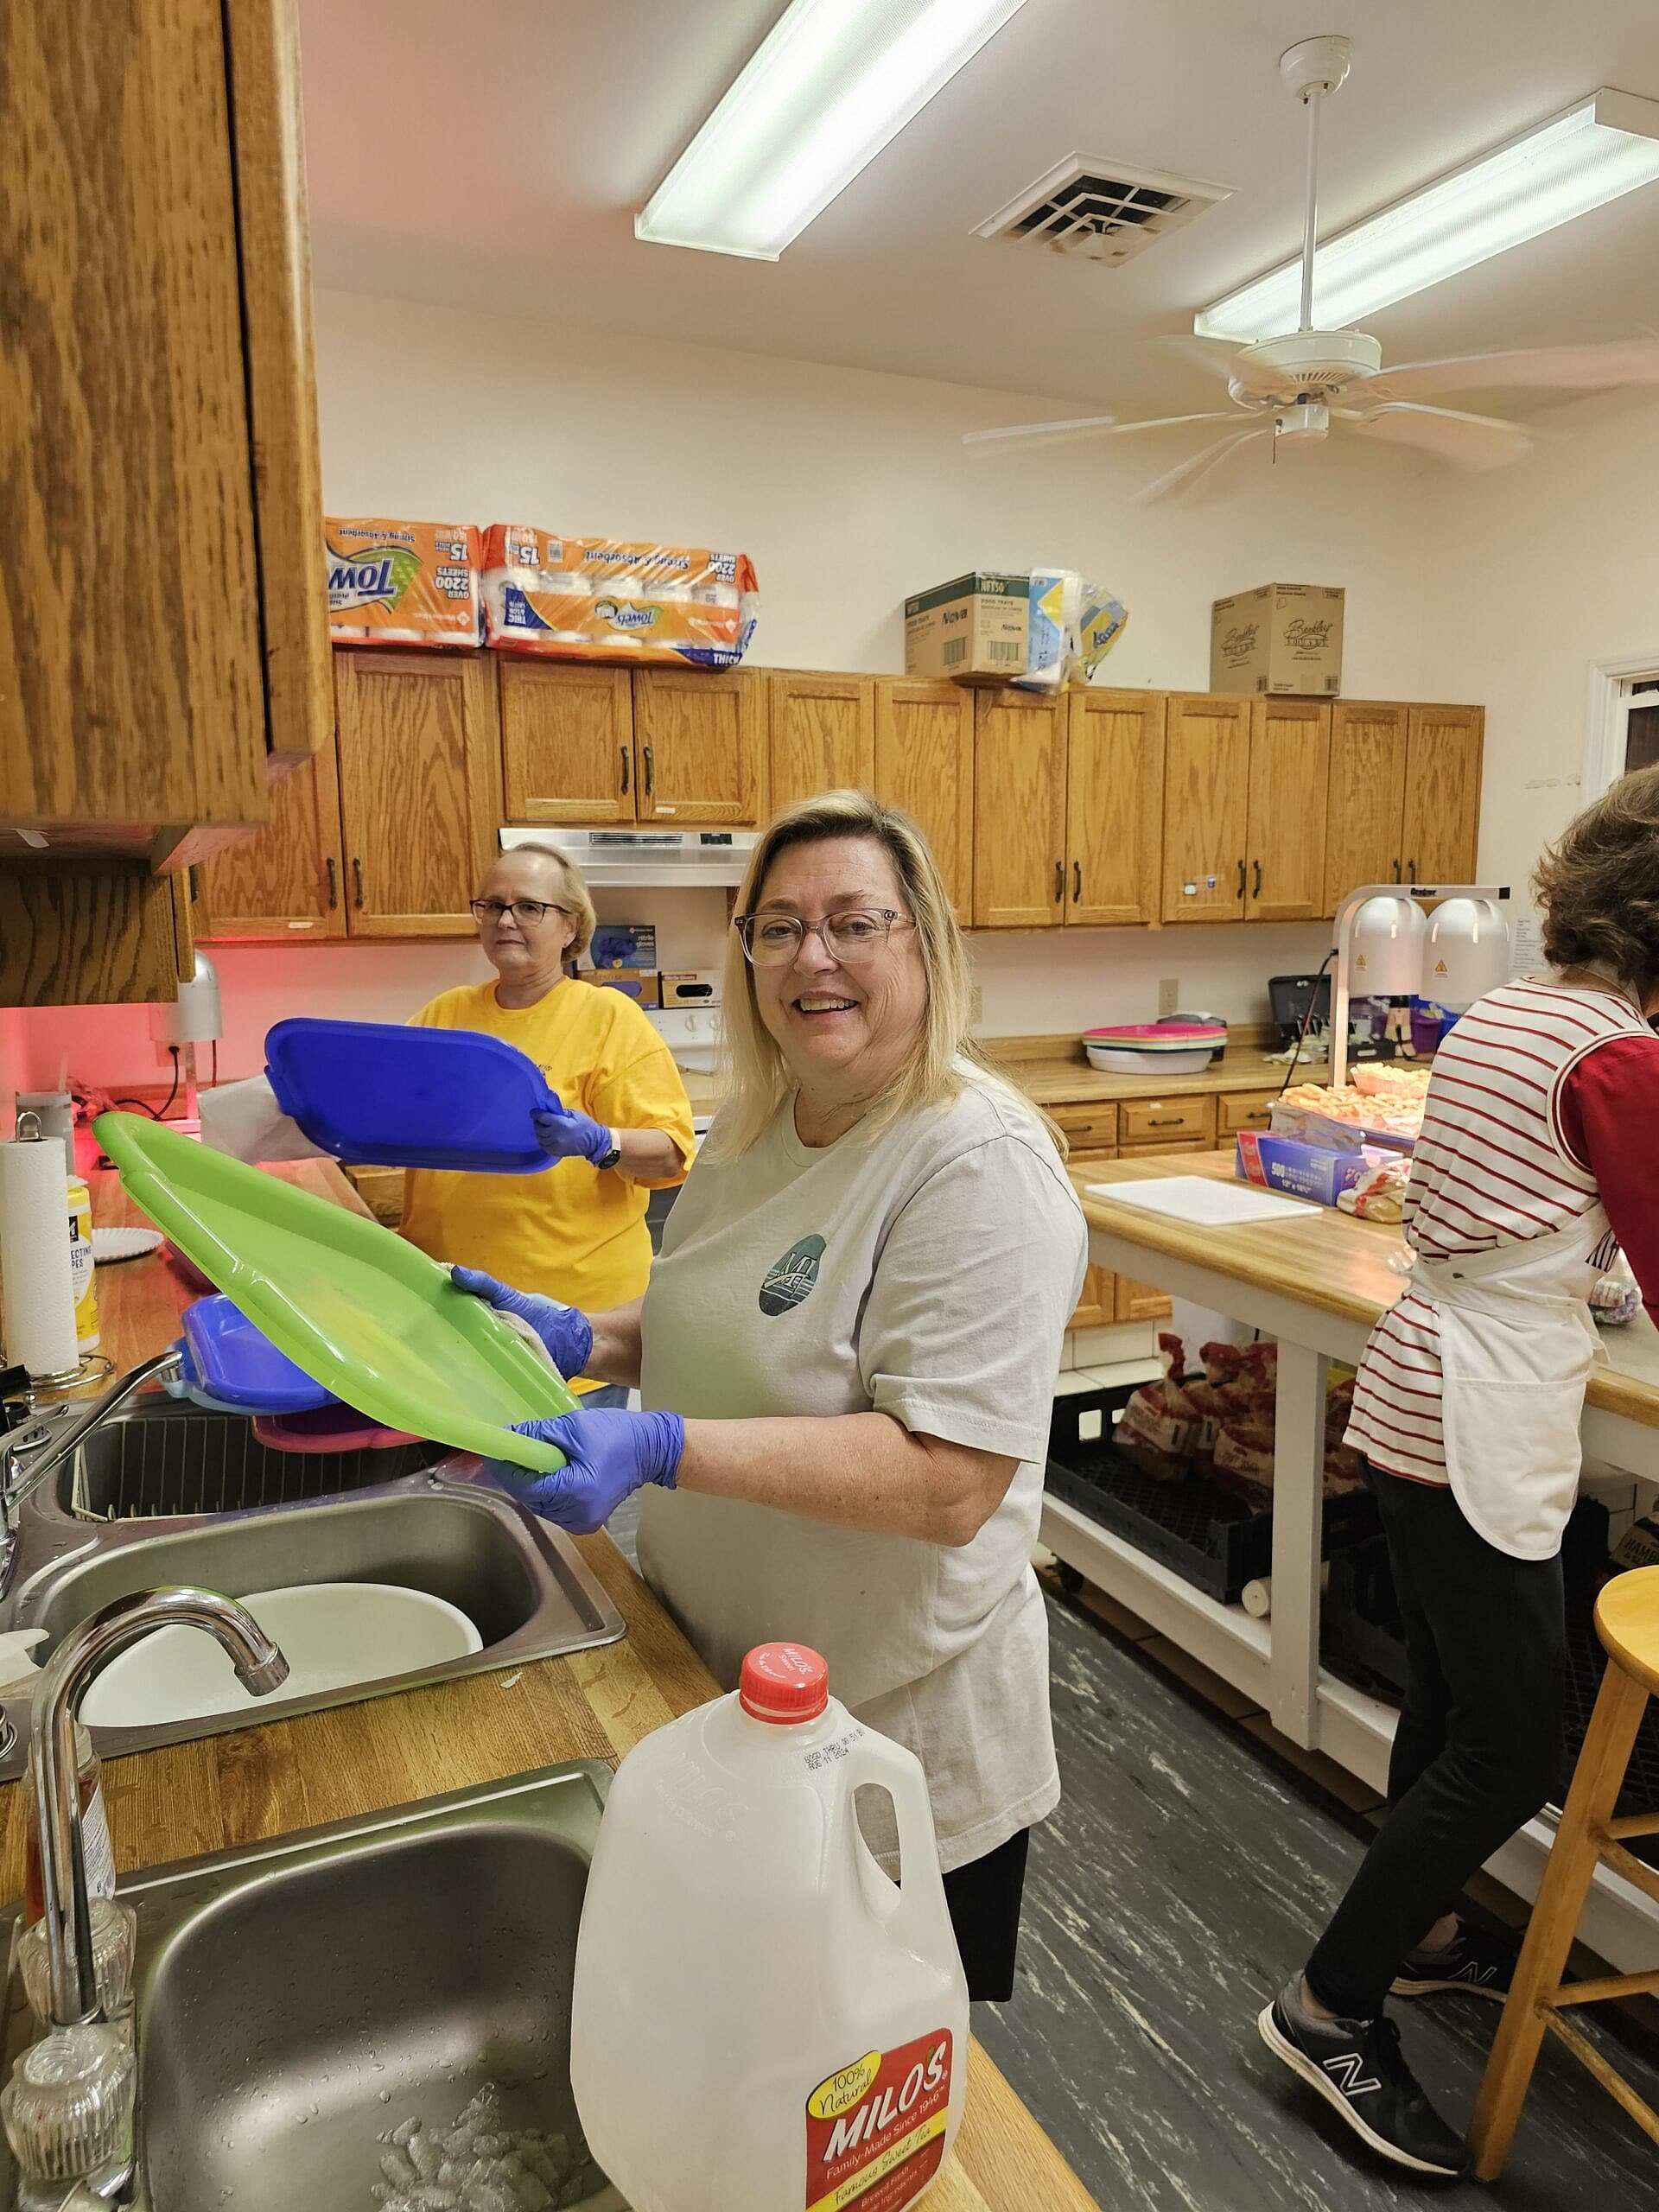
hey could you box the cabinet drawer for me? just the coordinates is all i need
[1217,1090,1281,1136]
[1048,1103,1119,1147]
[1120,1096,1216,1145]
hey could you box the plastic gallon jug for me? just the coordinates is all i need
[571,1643,970,2212]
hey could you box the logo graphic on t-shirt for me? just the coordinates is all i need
[760,1234,825,1316]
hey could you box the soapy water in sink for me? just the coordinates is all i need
[372,2083,623,2212]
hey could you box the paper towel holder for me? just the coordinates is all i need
[2,1117,111,1395]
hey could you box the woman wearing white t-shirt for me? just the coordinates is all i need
[456,789,1087,1997]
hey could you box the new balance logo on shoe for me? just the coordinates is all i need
[1322,2052,1382,2096]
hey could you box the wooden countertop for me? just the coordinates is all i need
[1071,1150,1659,1434]
[997,1046,1294,1108]
[3,1159,1094,2212]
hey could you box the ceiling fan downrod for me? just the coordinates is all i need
[1281,35,1352,335]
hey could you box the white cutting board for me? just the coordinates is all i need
[1084,1175,1313,1227]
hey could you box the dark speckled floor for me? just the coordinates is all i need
[605,1497,1659,2207]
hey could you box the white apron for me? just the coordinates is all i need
[1409,1213,1610,1562]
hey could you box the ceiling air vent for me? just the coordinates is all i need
[975,156,1232,266]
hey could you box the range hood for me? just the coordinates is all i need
[499,826,757,888]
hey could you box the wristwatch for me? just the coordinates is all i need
[595,1133,621,1172]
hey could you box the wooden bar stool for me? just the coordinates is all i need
[1469,1564,1659,2178]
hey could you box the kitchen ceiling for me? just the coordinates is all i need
[299,0,1659,416]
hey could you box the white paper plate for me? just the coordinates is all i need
[1083,1175,1312,1226]
[90,1226,162,1263]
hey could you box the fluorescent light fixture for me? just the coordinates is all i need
[1198,87,1659,342]
[636,0,1032,259]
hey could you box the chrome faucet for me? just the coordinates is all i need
[0,1352,184,1579]
[32,1587,289,2026]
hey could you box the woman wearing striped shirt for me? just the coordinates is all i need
[1261,767,1659,2178]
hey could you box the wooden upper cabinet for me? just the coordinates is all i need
[632,669,763,825]
[0,0,326,863]
[767,672,875,814]
[1160,695,1251,922]
[1324,700,1409,912]
[873,679,975,921]
[195,745,346,940]
[334,652,499,936]
[1402,704,1484,886]
[500,663,634,823]
[971,691,1068,929]
[1246,697,1330,923]
[1065,689,1165,927]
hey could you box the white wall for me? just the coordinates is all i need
[3,288,1449,1096]
[1414,385,1659,893]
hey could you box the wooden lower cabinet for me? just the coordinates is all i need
[1065,1144,1117,1332]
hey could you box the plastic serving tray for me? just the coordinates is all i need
[95,1113,574,1471]
[264,1017,563,1173]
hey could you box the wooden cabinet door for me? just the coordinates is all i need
[971,690,1067,928]
[195,746,346,940]
[499,663,634,824]
[873,678,975,920]
[633,670,763,825]
[767,672,875,814]
[1065,1147,1116,1332]
[334,651,499,936]
[1245,698,1330,922]
[1324,701,1408,912]
[1402,705,1484,886]
[1160,695,1250,922]
[1065,690,1165,926]
[1115,1274,1173,1324]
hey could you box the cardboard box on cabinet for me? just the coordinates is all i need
[1211,582,1344,696]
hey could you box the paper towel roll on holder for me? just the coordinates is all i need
[1,1116,111,1395]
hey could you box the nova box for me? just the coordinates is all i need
[904,572,1029,683]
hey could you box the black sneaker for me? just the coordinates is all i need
[1392,1919,1520,2002]
[1258,1977,1468,2179]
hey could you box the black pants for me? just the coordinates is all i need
[1306,1463,1566,2020]
[942,1827,1031,2003]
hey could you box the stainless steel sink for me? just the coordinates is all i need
[0,1401,625,1779]
[0,1764,621,2212]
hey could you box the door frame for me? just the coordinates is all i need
[1583,647,1659,800]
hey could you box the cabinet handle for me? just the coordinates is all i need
[1053,861,1064,903]
[1236,858,1245,899]
[620,746,630,796]
[1392,858,1402,883]
[325,857,338,910]
[1252,858,1262,898]
[1072,860,1082,903]
[352,857,365,907]
[1407,857,1417,883]
[187,865,199,905]
[644,745,655,798]
[1147,1116,1184,1128]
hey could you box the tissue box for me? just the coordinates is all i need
[1211,583,1344,697]
[578,969,661,1007]
[590,925,657,970]
[1236,1130,1371,1206]
[904,572,1029,683]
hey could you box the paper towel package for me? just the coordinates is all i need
[326,518,483,647]
[0,1132,79,1378]
[480,524,758,667]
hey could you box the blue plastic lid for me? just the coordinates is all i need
[264,1017,562,1173]
[180,1295,338,1414]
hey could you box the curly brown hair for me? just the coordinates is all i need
[1533,764,1659,995]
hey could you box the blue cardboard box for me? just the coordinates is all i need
[1236,1129,1370,1207]
[590,924,657,970]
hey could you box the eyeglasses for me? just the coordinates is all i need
[734,908,909,967]
[469,899,572,927]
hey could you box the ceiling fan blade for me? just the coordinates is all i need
[1146,334,1243,385]
[1131,425,1270,505]
[1347,402,1534,471]
[1367,339,1659,404]
[962,414,1118,446]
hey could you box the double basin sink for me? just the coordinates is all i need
[0,1398,633,2206]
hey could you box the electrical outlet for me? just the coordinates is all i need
[969,984,983,1029]
[1157,976,1180,1017]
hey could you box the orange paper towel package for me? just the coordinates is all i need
[326,518,483,647]
[480,523,758,668]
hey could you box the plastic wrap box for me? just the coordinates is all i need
[1236,1130,1372,1206]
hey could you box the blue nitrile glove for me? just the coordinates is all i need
[449,1266,593,1382]
[531,1093,614,1167]
[493,1409,684,1535]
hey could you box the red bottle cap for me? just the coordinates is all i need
[739,1643,829,1726]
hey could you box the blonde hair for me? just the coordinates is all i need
[715,789,1012,1155]
[488,842,596,962]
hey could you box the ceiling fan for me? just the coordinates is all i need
[965,35,1659,502]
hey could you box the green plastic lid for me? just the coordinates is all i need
[95,1113,572,1471]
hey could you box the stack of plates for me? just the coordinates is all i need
[1082,1022,1227,1075]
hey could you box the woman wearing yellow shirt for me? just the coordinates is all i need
[400,842,694,1404]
